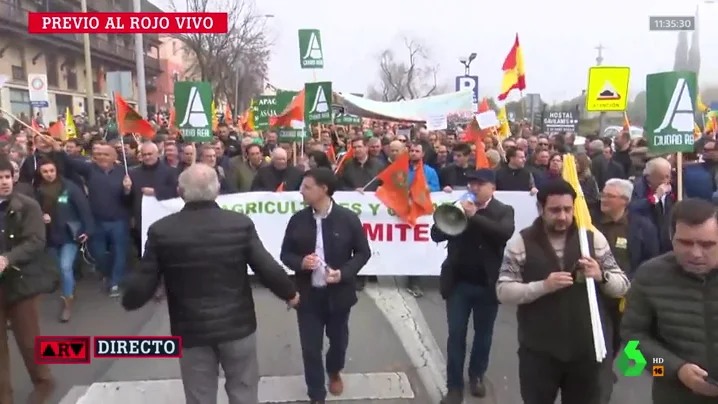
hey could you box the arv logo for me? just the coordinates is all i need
[179,86,209,128]
[655,78,694,134]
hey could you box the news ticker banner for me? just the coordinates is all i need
[27,13,228,34]
[35,336,182,365]
[141,191,539,276]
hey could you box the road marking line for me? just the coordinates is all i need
[365,282,447,403]
[73,372,413,403]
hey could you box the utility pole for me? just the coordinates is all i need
[133,0,147,118]
[595,43,606,135]
[80,0,95,124]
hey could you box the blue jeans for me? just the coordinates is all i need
[48,243,79,297]
[89,220,129,287]
[446,282,499,390]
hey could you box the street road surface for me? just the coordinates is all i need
[7,278,653,403]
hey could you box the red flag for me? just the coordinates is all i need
[115,93,155,139]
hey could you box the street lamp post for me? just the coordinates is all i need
[459,52,477,75]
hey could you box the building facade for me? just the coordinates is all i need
[147,36,198,111]
[0,0,163,123]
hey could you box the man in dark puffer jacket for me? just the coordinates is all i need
[622,198,718,404]
[121,163,299,404]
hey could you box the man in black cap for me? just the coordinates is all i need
[431,168,516,404]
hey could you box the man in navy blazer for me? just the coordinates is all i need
[280,168,371,404]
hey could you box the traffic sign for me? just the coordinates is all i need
[27,74,49,108]
[586,67,631,112]
[455,76,479,105]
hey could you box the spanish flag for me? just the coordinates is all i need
[497,34,526,101]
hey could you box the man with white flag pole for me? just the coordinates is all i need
[496,179,629,404]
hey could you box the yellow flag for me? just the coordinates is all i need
[561,154,595,232]
[697,94,709,113]
[497,107,511,140]
[65,108,77,140]
[211,100,218,131]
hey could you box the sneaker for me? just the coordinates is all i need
[109,286,120,298]
[469,377,486,397]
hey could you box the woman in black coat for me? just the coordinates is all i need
[34,158,93,322]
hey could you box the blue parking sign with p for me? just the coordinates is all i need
[455,76,479,104]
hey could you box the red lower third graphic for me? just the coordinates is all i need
[35,336,92,365]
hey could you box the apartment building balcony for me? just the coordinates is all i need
[0,0,161,74]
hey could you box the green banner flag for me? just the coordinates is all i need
[334,113,361,125]
[645,71,697,154]
[304,81,332,124]
[174,81,213,143]
[298,29,324,69]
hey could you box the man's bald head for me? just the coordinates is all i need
[140,141,160,165]
[389,140,405,161]
[271,147,288,169]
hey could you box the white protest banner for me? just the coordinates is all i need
[141,191,538,276]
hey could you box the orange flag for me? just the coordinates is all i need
[478,99,490,113]
[408,160,434,225]
[712,115,717,136]
[115,93,155,139]
[276,182,285,192]
[463,118,490,169]
[622,112,631,132]
[270,90,305,127]
[375,152,411,222]
[169,107,176,128]
[224,104,233,125]
[334,146,354,174]
[48,120,66,140]
[326,144,337,164]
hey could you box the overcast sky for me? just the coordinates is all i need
[159,0,718,103]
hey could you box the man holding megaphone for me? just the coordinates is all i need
[431,168,516,404]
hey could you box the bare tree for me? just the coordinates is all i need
[171,0,271,112]
[367,37,444,101]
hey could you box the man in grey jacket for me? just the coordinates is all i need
[622,198,718,403]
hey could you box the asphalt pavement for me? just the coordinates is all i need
[8,276,655,404]
[8,277,158,404]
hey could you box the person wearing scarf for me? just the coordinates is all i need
[34,159,93,322]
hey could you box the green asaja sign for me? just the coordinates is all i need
[645,71,697,154]
[298,29,324,69]
[174,81,213,143]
